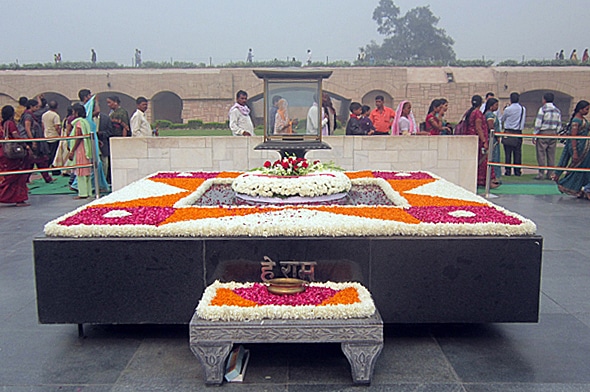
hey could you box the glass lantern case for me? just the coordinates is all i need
[253,69,333,158]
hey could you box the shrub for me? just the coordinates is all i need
[153,120,172,129]
[169,123,186,129]
[187,120,203,129]
[201,121,227,129]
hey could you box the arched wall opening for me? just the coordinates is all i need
[152,91,183,123]
[362,90,394,110]
[0,94,16,108]
[40,92,72,120]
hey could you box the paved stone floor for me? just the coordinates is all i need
[1,193,590,391]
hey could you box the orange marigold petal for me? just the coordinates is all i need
[210,288,258,307]
[159,206,278,225]
[402,194,485,207]
[320,287,360,305]
[149,177,205,191]
[312,206,421,223]
[217,171,242,178]
[387,178,436,193]
[346,170,375,179]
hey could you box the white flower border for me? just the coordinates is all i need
[231,171,352,198]
[196,280,376,321]
[43,171,537,238]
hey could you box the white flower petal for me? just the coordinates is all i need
[103,210,133,218]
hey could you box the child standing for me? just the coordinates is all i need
[359,105,376,135]
[346,102,365,135]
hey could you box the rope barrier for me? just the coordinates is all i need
[484,130,590,198]
[0,133,102,200]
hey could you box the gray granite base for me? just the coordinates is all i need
[189,311,384,384]
[33,235,543,325]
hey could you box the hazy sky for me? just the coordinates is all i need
[1,0,587,65]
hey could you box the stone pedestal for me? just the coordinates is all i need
[189,311,384,385]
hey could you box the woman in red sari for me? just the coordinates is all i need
[464,95,499,188]
[0,105,31,206]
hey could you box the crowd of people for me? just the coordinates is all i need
[4,86,590,207]
[1,90,157,207]
[229,88,590,199]
[556,48,589,63]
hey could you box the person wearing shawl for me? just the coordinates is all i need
[229,90,255,136]
[67,104,93,199]
[391,101,417,135]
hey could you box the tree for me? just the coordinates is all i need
[366,0,456,63]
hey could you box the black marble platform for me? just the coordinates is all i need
[33,235,542,325]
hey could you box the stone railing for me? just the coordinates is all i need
[110,135,478,192]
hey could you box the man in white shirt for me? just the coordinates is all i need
[533,92,561,180]
[228,90,254,136]
[501,92,526,176]
[41,100,61,172]
[130,96,153,137]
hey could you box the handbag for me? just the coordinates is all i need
[2,127,26,159]
[454,118,466,135]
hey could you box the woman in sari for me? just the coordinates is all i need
[0,105,31,206]
[439,98,453,135]
[552,100,590,197]
[67,104,93,199]
[274,98,294,135]
[465,95,499,188]
[425,99,444,135]
[52,106,73,175]
[391,101,417,135]
[21,99,54,183]
[106,95,130,137]
[484,98,502,182]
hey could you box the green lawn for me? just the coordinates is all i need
[495,135,564,183]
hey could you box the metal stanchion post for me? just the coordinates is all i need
[484,129,494,198]
[90,133,100,199]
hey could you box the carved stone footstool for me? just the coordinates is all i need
[189,310,383,385]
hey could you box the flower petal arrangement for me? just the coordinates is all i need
[44,170,537,238]
[231,156,352,199]
[196,280,376,321]
[232,171,352,199]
